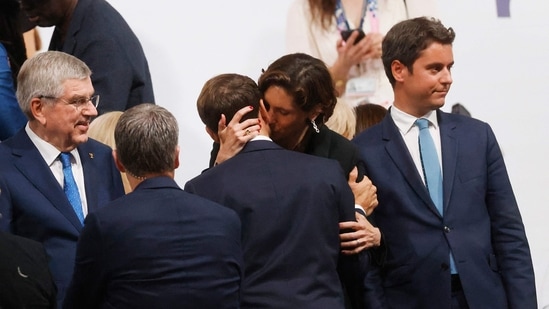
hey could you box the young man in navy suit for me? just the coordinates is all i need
[0,51,125,307]
[353,17,537,308]
[185,74,366,309]
[64,104,243,309]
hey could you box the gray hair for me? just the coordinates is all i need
[16,51,92,119]
[114,104,179,178]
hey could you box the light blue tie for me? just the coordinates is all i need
[60,152,84,224]
[416,118,443,214]
[416,119,457,274]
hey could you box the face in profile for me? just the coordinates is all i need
[262,85,311,150]
[19,0,66,27]
[400,42,454,117]
[38,77,98,151]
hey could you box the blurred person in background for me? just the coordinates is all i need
[0,0,29,140]
[285,0,438,108]
[19,0,155,114]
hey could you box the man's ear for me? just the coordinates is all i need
[205,126,219,143]
[174,146,180,169]
[31,97,47,125]
[258,100,271,136]
[112,149,126,173]
[391,60,407,83]
[259,99,270,123]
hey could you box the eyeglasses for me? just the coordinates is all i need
[38,95,100,110]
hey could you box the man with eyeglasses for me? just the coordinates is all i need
[0,51,125,308]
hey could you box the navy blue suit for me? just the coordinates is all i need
[186,139,358,309]
[0,129,125,307]
[49,0,154,113]
[64,176,243,309]
[353,110,537,308]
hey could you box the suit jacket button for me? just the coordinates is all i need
[444,226,451,233]
[441,263,449,270]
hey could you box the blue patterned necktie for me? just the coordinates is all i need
[60,152,84,224]
[416,119,457,274]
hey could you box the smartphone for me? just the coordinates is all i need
[341,29,366,45]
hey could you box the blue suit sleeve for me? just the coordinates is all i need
[0,43,26,141]
[483,124,537,308]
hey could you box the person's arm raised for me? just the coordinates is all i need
[214,106,261,165]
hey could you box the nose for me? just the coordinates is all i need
[82,102,98,116]
[441,68,453,84]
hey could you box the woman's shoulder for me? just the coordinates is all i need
[307,126,359,175]
[323,126,357,149]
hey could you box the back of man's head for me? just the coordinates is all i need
[115,104,178,178]
[196,73,260,133]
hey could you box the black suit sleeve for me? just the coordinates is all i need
[63,214,106,309]
[0,233,57,309]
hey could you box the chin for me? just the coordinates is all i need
[74,135,89,145]
[432,99,446,109]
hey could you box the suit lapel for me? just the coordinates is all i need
[382,115,442,217]
[438,111,458,215]
[10,132,83,231]
[58,0,90,53]
[78,143,99,213]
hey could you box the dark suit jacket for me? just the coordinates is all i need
[305,125,360,177]
[186,139,358,309]
[63,176,243,309]
[49,0,154,113]
[0,232,56,309]
[352,110,537,308]
[208,127,372,308]
[0,129,125,307]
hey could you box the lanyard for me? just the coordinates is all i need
[335,0,379,32]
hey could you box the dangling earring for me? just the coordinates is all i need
[310,118,320,133]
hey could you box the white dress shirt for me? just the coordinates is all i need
[25,124,89,216]
[390,106,443,184]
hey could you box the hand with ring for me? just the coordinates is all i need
[339,215,381,255]
[215,105,261,165]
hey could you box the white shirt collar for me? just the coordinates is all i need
[250,135,273,142]
[391,106,439,135]
[25,123,80,166]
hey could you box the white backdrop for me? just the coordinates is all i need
[37,0,549,305]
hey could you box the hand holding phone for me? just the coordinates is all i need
[341,29,366,45]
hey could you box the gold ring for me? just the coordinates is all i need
[244,129,251,136]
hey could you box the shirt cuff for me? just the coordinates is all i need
[355,204,367,217]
